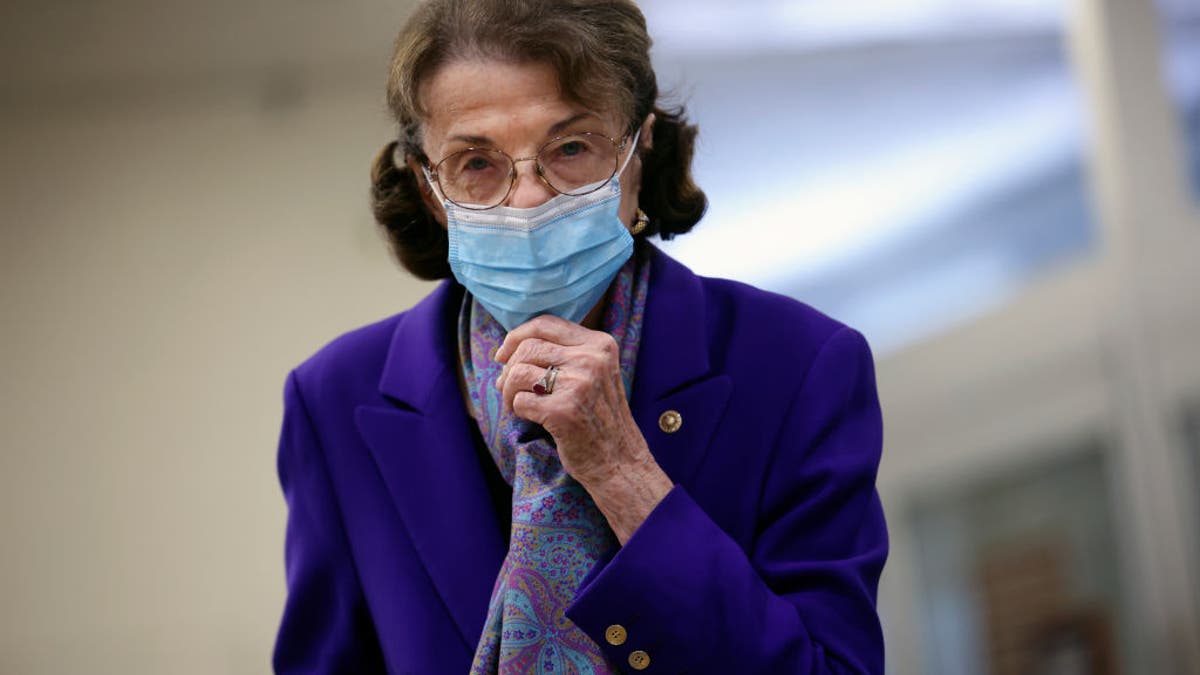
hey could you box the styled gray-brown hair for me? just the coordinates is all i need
[370,0,707,280]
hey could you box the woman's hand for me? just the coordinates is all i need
[493,314,673,543]
[493,314,640,485]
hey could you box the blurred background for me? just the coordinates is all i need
[1,0,1198,673]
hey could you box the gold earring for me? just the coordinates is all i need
[631,209,649,235]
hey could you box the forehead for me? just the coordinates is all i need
[418,59,617,151]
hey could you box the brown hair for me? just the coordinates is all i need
[370,0,708,280]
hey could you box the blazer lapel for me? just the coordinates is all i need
[355,281,507,652]
[631,247,733,486]
[350,246,731,651]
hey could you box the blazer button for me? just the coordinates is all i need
[658,410,682,434]
[628,650,651,670]
[605,624,627,646]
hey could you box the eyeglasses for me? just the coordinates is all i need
[425,132,631,210]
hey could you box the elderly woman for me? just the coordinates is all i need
[273,0,887,673]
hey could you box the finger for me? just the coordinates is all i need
[496,314,591,364]
[500,362,553,411]
[511,390,551,426]
[509,337,569,371]
[495,339,567,390]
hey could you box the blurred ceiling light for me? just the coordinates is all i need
[660,76,1080,288]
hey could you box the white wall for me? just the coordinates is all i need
[0,76,435,673]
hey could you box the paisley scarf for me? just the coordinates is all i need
[457,247,651,675]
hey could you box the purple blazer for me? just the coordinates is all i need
[274,246,887,674]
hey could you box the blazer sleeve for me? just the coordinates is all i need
[566,327,888,674]
[273,370,387,674]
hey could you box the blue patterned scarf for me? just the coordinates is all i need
[457,248,651,675]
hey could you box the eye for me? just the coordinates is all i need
[543,136,602,167]
[464,155,496,172]
[442,149,507,179]
[558,140,586,158]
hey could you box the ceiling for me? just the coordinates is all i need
[5,0,1195,100]
[0,0,419,97]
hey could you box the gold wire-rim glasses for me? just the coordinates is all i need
[425,131,631,210]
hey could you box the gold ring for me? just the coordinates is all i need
[532,365,559,395]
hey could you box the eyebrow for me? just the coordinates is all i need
[547,112,597,136]
[446,112,600,147]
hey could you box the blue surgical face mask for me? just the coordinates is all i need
[427,129,641,332]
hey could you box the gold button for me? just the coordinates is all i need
[658,410,682,434]
[628,650,651,670]
[605,624,627,646]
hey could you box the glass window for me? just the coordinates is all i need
[1182,400,1200,618]
[647,0,1096,353]
[908,443,1131,674]
[1158,0,1200,202]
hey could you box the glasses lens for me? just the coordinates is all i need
[538,134,619,196]
[437,148,512,208]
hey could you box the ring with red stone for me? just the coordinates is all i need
[532,365,559,396]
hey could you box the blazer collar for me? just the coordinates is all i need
[626,246,732,486]
[627,244,712,405]
[375,244,714,410]
[377,279,464,411]
[362,279,508,652]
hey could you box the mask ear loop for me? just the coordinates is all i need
[619,125,646,236]
[420,165,451,207]
[616,127,643,179]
